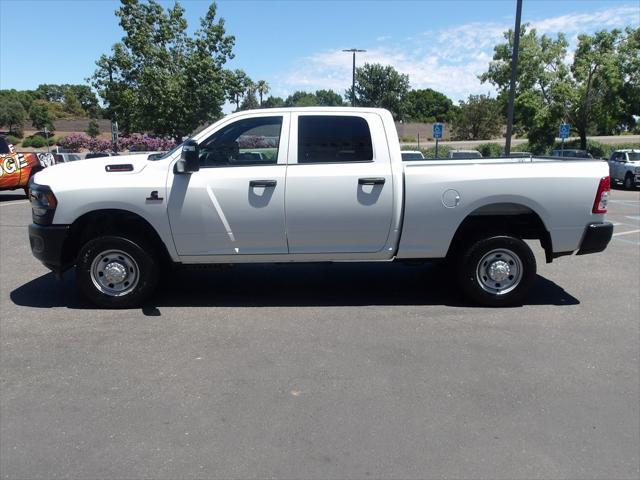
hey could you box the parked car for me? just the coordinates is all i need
[506,152,532,158]
[401,150,425,161]
[29,107,612,308]
[448,149,482,159]
[0,136,47,195]
[53,153,83,163]
[608,149,640,189]
[551,149,593,159]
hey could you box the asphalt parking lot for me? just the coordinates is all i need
[1,187,638,479]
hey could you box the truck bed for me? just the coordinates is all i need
[397,158,609,259]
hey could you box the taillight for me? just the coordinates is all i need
[592,176,610,214]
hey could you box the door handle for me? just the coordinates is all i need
[358,178,386,185]
[250,180,277,188]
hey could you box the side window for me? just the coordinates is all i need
[298,115,373,163]
[199,116,282,167]
[0,137,10,154]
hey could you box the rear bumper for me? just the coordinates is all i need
[576,222,613,255]
[28,223,71,272]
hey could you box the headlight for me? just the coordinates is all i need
[29,182,58,225]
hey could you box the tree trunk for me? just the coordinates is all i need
[578,125,587,151]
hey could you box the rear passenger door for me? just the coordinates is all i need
[284,113,394,254]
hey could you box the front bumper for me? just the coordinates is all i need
[576,222,614,255]
[28,223,71,272]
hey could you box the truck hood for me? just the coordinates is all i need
[34,154,151,187]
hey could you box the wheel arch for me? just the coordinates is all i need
[62,209,173,269]
[446,202,554,263]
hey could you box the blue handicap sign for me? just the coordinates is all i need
[433,123,444,139]
[559,123,570,139]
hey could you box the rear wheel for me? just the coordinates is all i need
[456,235,536,307]
[76,235,159,308]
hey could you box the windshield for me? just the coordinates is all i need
[629,152,640,161]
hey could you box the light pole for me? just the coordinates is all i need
[504,0,523,157]
[343,48,366,107]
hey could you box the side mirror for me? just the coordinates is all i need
[175,139,200,174]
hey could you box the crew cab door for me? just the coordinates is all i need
[167,113,289,256]
[284,113,394,254]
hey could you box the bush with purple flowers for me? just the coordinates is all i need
[59,133,176,153]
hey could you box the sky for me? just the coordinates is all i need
[1,0,639,106]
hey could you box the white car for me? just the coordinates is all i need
[28,107,613,308]
[608,149,640,189]
[401,150,425,161]
[448,149,483,159]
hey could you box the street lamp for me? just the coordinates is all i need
[343,48,366,107]
[504,0,523,156]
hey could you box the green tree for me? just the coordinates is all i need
[481,24,569,152]
[314,89,344,106]
[63,92,85,116]
[68,85,102,117]
[0,99,27,136]
[255,80,270,106]
[29,101,55,132]
[348,63,410,120]
[225,69,252,111]
[404,88,454,122]
[91,0,235,140]
[617,27,640,130]
[568,28,639,146]
[481,25,638,151]
[262,96,284,108]
[452,94,503,140]
[240,86,259,110]
[86,119,101,138]
[285,91,318,107]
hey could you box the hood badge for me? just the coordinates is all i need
[145,190,163,202]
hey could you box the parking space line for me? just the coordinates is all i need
[610,220,640,228]
[612,237,640,246]
[0,200,29,207]
[612,229,640,237]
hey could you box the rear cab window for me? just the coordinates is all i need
[296,115,374,164]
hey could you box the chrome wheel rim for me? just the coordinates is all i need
[90,249,139,297]
[476,248,523,295]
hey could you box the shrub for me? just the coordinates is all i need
[477,143,503,157]
[118,133,176,152]
[58,133,89,152]
[21,138,32,148]
[86,119,101,138]
[5,135,21,146]
[419,145,454,159]
[28,135,47,148]
[400,135,417,143]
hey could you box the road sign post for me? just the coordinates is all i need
[433,123,443,158]
[111,121,119,152]
[559,123,570,155]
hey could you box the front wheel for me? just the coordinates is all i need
[76,236,159,308]
[624,174,634,190]
[456,235,536,307]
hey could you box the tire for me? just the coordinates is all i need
[624,174,633,190]
[76,235,159,308]
[456,235,536,307]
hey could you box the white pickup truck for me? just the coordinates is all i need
[28,107,613,308]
